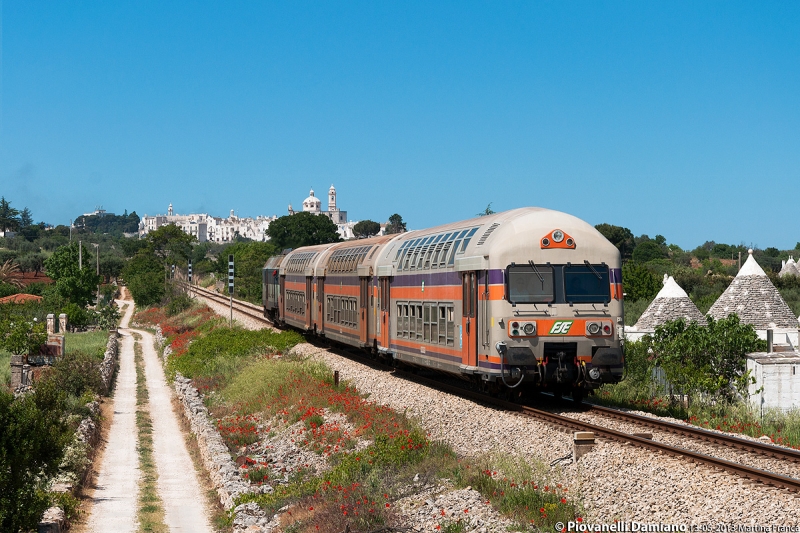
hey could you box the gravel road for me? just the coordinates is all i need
[84,302,140,533]
[84,300,214,532]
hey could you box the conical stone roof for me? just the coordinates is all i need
[708,250,798,329]
[779,257,800,278]
[633,275,705,330]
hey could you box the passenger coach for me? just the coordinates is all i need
[263,208,624,401]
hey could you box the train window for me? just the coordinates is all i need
[423,304,431,342]
[467,227,479,237]
[423,246,434,269]
[438,306,447,344]
[448,242,460,265]
[507,265,555,304]
[416,305,423,338]
[446,306,455,346]
[564,264,610,304]
[430,308,439,343]
[410,305,417,337]
[417,246,428,269]
[439,242,452,268]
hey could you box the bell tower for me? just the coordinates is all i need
[328,184,337,212]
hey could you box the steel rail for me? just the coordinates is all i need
[584,403,800,462]
[184,283,800,492]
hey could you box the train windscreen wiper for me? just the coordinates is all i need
[528,260,544,283]
[584,260,603,280]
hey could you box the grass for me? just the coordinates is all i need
[0,348,11,388]
[65,330,110,359]
[596,382,800,449]
[144,302,582,531]
[133,334,168,533]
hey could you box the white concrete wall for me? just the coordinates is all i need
[748,359,800,413]
[756,328,799,350]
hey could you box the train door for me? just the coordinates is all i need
[461,272,478,366]
[359,277,369,345]
[305,277,313,329]
[379,277,390,349]
[317,277,325,334]
[279,275,285,322]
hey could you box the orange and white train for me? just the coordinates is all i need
[263,207,624,401]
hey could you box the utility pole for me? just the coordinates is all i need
[79,240,82,270]
[92,243,100,304]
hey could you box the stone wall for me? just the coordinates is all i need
[99,331,119,394]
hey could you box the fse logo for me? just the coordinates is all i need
[549,320,573,335]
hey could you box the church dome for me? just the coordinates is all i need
[303,188,321,212]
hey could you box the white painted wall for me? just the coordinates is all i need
[747,354,800,413]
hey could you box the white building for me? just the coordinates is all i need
[139,185,372,243]
[288,185,370,240]
[139,204,277,243]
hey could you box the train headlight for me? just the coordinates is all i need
[587,322,601,335]
[523,322,536,335]
[552,229,565,243]
[589,367,601,380]
[603,325,612,335]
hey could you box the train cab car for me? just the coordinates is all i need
[370,207,624,400]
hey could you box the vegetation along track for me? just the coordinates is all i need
[185,282,800,494]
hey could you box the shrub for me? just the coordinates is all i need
[42,351,104,397]
[165,293,193,317]
[62,302,92,329]
[0,381,71,532]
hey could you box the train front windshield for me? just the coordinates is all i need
[507,265,554,304]
[564,265,610,304]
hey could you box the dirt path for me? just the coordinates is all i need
[139,327,213,531]
[83,300,213,532]
[84,301,140,533]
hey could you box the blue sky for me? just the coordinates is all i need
[1,1,798,250]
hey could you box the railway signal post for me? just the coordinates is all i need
[228,254,234,327]
[188,259,193,297]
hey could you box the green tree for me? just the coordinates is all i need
[0,197,20,233]
[217,241,277,303]
[122,252,165,306]
[632,240,668,263]
[0,381,71,532]
[19,207,33,228]
[44,243,102,307]
[385,213,407,235]
[0,315,47,355]
[622,262,661,302]
[595,223,635,260]
[266,212,341,249]
[146,223,196,265]
[477,203,495,216]
[650,315,765,404]
[352,220,381,239]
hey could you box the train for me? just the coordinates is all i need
[262,207,624,402]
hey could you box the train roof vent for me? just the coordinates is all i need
[476,223,500,246]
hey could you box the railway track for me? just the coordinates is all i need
[185,283,800,493]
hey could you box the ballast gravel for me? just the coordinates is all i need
[195,294,800,528]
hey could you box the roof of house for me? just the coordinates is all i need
[632,275,706,331]
[708,250,798,329]
[779,257,800,278]
[0,293,43,304]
